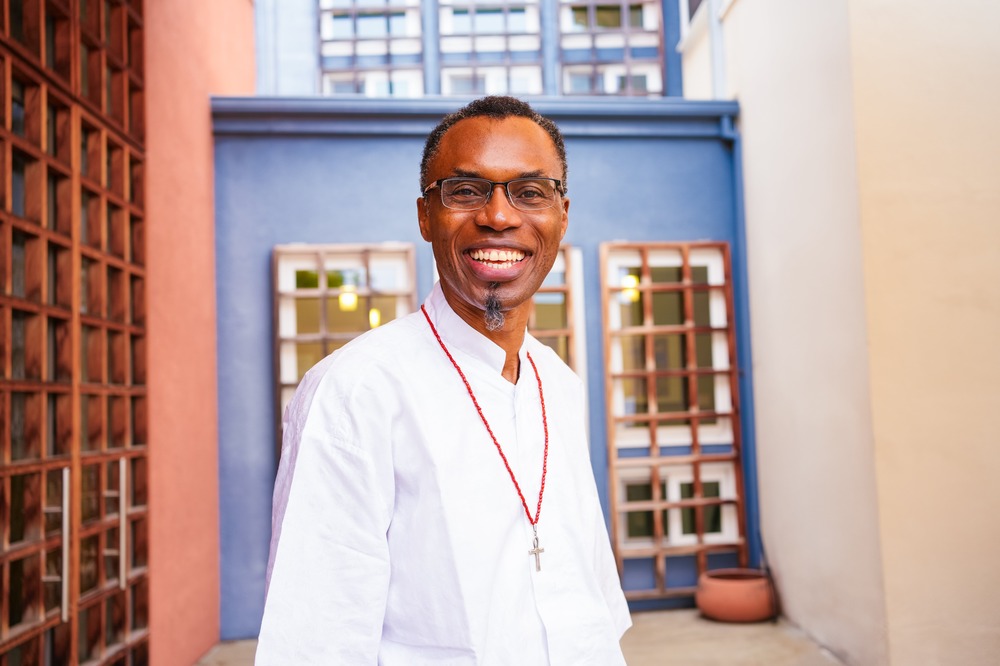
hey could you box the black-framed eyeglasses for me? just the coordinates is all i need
[422,177,565,211]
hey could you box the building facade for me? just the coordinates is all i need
[256,0,686,97]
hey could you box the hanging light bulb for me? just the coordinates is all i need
[369,307,382,329]
[339,284,358,311]
[621,273,640,303]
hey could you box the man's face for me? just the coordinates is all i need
[418,116,569,327]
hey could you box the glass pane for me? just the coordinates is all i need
[697,374,716,415]
[12,231,26,296]
[691,265,709,285]
[12,78,25,135]
[45,469,63,535]
[656,375,688,413]
[595,5,621,27]
[105,527,120,582]
[9,554,40,627]
[131,517,148,569]
[618,335,645,371]
[650,266,681,284]
[106,592,126,649]
[695,332,713,368]
[474,8,503,32]
[82,464,100,523]
[326,294,371,332]
[80,534,99,592]
[12,152,27,218]
[625,482,653,538]
[681,480,721,534]
[294,342,323,381]
[368,294,402,328]
[628,4,644,28]
[78,604,101,662]
[295,297,321,334]
[45,547,62,611]
[130,579,148,629]
[294,269,318,289]
[131,457,147,507]
[652,334,685,370]
[45,622,71,665]
[12,313,27,379]
[693,290,710,326]
[652,290,683,326]
[105,461,120,515]
[533,292,567,329]
[357,13,386,37]
[326,267,366,289]
[570,6,588,30]
[11,391,38,459]
[616,268,643,326]
[10,472,41,543]
[617,376,648,416]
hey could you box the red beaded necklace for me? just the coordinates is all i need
[421,304,550,571]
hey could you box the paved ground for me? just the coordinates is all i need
[197,609,841,665]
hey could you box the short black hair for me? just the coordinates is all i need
[419,96,567,193]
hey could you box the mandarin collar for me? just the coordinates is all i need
[423,282,517,376]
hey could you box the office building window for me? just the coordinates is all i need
[559,0,662,95]
[319,0,424,97]
[439,0,543,95]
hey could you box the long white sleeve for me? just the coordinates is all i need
[256,359,395,664]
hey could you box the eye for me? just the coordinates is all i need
[510,180,554,202]
[444,179,489,198]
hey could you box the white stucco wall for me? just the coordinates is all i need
[849,0,1000,662]
[683,1,890,663]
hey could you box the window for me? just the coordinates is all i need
[272,244,418,440]
[601,242,746,600]
[319,0,424,97]
[559,0,662,95]
[527,246,586,380]
[439,0,543,96]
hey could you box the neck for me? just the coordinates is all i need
[441,289,529,384]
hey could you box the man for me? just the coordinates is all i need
[256,96,631,664]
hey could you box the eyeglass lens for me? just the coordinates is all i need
[440,178,560,211]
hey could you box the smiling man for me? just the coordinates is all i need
[256,96,631,665]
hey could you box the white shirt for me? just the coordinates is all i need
[257,283,631,665]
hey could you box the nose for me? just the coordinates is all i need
[477,183,522,231]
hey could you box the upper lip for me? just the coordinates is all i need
[465,241,532,255]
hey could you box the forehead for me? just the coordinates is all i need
[428,116,561,179]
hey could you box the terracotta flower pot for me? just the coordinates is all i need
[695,568,778,623]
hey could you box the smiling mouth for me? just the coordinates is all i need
[468,248,526,270]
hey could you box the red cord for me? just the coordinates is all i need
[421,304,549,527]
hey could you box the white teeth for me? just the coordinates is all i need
[471,248,525,264]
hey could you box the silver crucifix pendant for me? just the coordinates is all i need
[528,525,544,572]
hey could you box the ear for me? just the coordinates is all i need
[417,197,432,242]
[558,196,570,241]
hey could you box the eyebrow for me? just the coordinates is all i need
[449,168,550,180]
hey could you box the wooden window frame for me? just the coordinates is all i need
[600,241,747,602]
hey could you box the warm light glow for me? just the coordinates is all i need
[369,308,381,328]
[621,273,640,303]
[339,285,358,311]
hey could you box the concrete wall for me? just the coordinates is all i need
[681,1,890,663]
[849,1,1000,663]
[144,1,255,663]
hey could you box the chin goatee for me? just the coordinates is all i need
[484,284,505,332]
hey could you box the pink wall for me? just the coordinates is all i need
[144,2,255,663]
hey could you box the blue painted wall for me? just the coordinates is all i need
[212,97,757,638]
